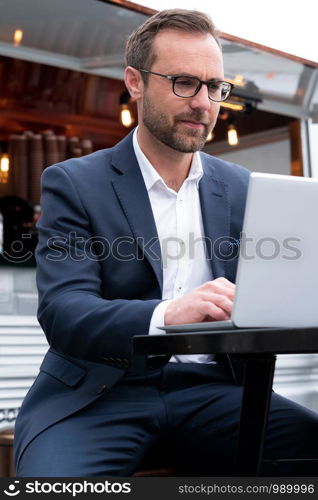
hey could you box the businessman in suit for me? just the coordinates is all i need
[14,9,318,476]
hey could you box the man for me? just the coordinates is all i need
[14,9,318,476]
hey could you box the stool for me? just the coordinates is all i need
[0,432,14,477]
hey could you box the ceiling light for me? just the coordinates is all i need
[120,106,134,128]
[227,75,245,87]
[119,91,134,128]
[14,29,23,46]
[234,75,245,86]
[0,154,10,183]
[206,131,214,143]
[221,101,245,112]
[227,124,239,146]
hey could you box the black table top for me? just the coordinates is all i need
[133,327,318,356]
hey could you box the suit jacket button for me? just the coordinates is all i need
[97,384,107,394]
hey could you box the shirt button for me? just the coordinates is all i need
[97,384,107,394]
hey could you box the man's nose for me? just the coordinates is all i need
[189,84,212,112]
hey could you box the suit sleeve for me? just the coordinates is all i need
[36,164,161,364]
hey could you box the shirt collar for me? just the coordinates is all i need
[132,127,203,192]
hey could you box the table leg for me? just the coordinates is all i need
[236,354,277,476]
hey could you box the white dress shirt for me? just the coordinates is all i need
[133,128,215,363]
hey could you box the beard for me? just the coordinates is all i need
[142,93,213,153]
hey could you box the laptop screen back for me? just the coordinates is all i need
[232,172,318,328]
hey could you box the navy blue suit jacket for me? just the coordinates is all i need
[14,131,250,468]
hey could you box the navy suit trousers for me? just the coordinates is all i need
[17,362,318,477]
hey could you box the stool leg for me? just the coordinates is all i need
[0,445,10,477]
[9,446,14,477]
[237,354,276,476]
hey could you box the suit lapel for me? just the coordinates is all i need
[199,155,230,279]
[110,132,163,291]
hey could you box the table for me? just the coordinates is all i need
[133,326,318,476]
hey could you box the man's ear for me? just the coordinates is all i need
[124,66,144,100]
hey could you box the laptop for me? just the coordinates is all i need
[159,172,318,333]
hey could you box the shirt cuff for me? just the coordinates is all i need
[148,300,173,335]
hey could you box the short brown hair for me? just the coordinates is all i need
[125,9,220,77]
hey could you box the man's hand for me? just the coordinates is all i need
[164,277,235,325]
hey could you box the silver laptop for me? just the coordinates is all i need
[160,172,318,333]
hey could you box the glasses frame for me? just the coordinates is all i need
[138,69,234,102]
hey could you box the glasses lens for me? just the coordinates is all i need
[208,81,231,102]
[174,77,199,97]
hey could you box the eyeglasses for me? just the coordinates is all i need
[138,69,233,102]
